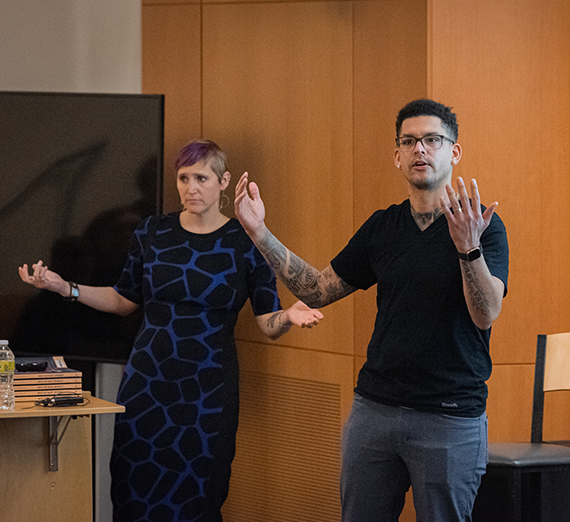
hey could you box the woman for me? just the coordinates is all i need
[19,139,323,522]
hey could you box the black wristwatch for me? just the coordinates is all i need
[457,245,482,262]
[65,281,80,302]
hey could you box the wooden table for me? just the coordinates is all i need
[0,392,124,522]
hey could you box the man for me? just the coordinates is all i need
[234,99,509,522]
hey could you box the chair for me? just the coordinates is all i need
[472,333,570,522]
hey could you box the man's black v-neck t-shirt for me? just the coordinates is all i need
[331,199,509,417]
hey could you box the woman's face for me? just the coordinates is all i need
[177,161,229,216]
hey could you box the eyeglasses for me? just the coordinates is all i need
[396,134,455,150]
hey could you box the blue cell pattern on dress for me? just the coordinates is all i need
[110,214,280,522]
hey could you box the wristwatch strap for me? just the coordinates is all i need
[457,245,482,262]
[65,281,80,302]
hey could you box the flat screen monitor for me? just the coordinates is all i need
[0,91,164,364]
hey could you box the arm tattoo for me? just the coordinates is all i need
[266,310,290,331]
[411,206,443,231]
[322,266,354,303]
[461,260,490,316]
[256,231,355,307]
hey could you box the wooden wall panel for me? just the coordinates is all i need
[486,363,570,444]
[429,0,570,445]
[430,0,570,364]
[223,341,354,521]
[202,1,354,353]
[225,371,342,521]
[353,0,429,357]
[142,3,202,212]
[487,362,570,441]
[144,0,197,5]
[486,363,534,441]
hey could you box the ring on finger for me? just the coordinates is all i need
[455,207,462,213]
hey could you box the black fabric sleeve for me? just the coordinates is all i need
[113,216,154,305]
[330,212,381,290]
[480,212,509,296]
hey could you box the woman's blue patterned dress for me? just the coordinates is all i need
[110,214,280,522]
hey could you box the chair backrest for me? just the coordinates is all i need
[531,332,570,443]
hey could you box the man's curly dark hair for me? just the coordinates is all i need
[396,99,458,142]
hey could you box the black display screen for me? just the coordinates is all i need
[0,91,164,363]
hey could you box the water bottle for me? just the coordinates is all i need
[0,340,15,411]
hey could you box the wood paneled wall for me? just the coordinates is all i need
[429,0,570,443]
[142,0,570,519]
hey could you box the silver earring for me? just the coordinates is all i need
[219,192,230,210]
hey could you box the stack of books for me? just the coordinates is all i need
[14,356,82,402]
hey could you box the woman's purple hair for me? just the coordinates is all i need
[175,139,227,180]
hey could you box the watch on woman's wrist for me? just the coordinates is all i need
[65,281,80,302]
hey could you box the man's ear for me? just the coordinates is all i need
[394,149,402,169]
[451,143,462,166]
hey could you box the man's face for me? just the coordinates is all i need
[394,115,460,192]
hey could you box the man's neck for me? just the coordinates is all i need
[410,203,443,231]
[409,189,446,231]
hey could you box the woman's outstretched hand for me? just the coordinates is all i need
[286,300,324,328]
[19,260,67,296]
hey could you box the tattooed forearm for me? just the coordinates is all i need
[266,311,280,329]
[286,253,319,294]
[261,234,288,273]
[257,232,321,297]
[322,266,355,302]
[266,310,291,331]
[461,260,490,316]
[259,234,319,293]
[256,230,356,307]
